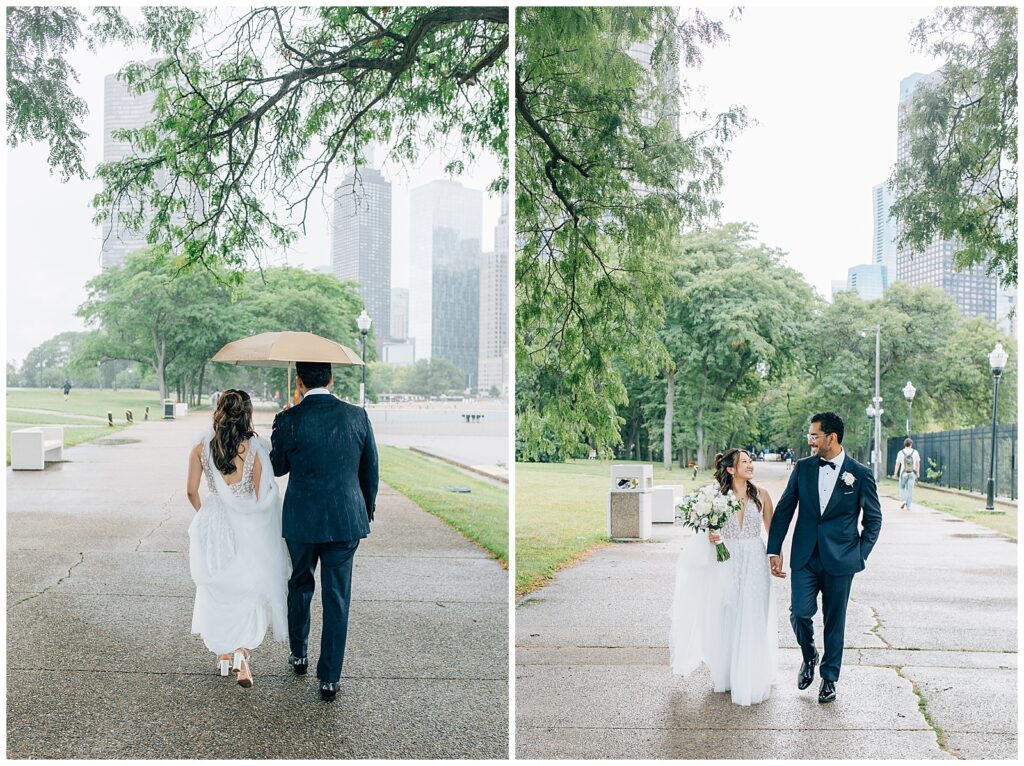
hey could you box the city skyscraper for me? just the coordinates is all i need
[409,180,483,384]
[332,166,392,342]
[895,72,998,323]
[390,287,409,341]
[478,193,509,395]
[847,263,888,301]
[871,181,898,278]
[99,69,159,269]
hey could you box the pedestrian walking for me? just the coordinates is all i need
[62,380,72,401]
[893,438,920,510]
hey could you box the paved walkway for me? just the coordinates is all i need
[7,412,508,759]
[516,462,1016,760]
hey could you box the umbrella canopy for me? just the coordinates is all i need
[211,331,364,368]
[212,331,364,404]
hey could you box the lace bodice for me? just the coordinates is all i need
[200,439,256,498]
[720,498,763,540]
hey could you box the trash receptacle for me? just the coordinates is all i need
[163,399,175,419]
[608,464,653,540]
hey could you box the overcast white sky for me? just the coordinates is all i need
[4,9,503,364]
[688,4,943,297]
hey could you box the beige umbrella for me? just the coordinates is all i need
[211,331,364,403]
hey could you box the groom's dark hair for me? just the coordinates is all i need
[811,411,844,444]
[296,361,332,389]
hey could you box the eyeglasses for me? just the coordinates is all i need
[806,432,830,441]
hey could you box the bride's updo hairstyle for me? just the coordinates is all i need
[713,448,762,511]
[211,389,255,475]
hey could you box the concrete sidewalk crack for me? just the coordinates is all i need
[8,552,85,610]
[135,492,176,551]
[892,665,959,759]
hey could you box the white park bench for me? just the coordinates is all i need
[10,426,64,470]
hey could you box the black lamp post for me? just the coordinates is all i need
[902,380,916,437]
[984,342,1008,511]
[357,310,372,408]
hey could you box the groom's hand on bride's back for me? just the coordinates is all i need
[769,554,786,579]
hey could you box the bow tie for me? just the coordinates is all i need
[818,458,837,470]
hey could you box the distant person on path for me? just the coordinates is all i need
[893,438,920,511]
[62,380,72,401]
[785,448,794,470]
[670,448,778,705]
[185,389,291,689]
[271,361,379,702]
[767,412,883,704]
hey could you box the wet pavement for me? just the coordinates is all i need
[7,412,509,759]
[516,462,1017,760]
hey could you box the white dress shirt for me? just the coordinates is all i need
[302,387,332,398]
[817,448,846,514]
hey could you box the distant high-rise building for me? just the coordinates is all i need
[390,287,409,341]
[830,280,848,301]
[478,194,509,395]
[627,25,680,134]
[847,263,888,301]
[100,70,160,269]
[409,180,483,385]
[871,182,898,278]
[332,167,392,341]
[896,72,998,323]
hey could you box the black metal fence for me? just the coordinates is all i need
[885,424,1017,501]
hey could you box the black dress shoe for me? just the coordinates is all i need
[288,654,308,676]
[319,680,339,702]
[818,679,836,703]
[798,649,819,690]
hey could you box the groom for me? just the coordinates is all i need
[767,411,882,704]
[270,361,379,702]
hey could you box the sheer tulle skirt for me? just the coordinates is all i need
[188,493,290,655]
[669,532,778,705]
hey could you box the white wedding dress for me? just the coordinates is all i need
[188,431,291,655]
[669,497,778,705]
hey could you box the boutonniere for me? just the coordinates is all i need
[841,471,856,487]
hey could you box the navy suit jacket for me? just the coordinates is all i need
[270,394,379,543]
[767,453,882,576]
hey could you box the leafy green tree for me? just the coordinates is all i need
[657,224,816,469]
[235,267,370,401]
[889,6,1017,286]
[401,358,464,396]
[18,330,95,387]
[82,6,507,275]
[516,6,747,458]
[76,248,232,399]
[6,361,21,387]
[931,317,1016,426]
[5,6,89,180]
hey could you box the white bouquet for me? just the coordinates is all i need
[677,484,743,562]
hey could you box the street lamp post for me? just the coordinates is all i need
[866,405,876,463]
[356,310,372,408]
[903,380,916,437]
[861,323,883,480]
[984,342,1008,511]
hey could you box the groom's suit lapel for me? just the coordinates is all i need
[820,454,849,519]
[802,459,822,517]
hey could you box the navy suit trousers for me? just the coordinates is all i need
[790,545,855,682]
[286,539,359,684]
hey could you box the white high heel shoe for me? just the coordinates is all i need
[218,654,232,676]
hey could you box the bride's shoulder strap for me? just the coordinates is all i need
[192,428,214,449]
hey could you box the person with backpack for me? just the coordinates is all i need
[893,438,920,510]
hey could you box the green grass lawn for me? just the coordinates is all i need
[877,477,1018,539]
[7,388,165,419]
[5,388,161,465]
[379,445,509,566]
[515,459,710,595]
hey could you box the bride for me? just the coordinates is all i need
[185,389,291,688]
[669,448,778,705]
